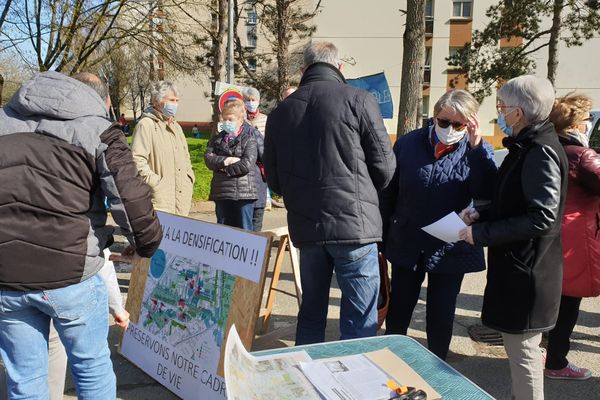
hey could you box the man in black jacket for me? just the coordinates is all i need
[0,71,162,399]
[264,42,396,345]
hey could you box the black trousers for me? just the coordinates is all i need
[252,207,265,232]
[385,263,464,360]
[546,295,582,370]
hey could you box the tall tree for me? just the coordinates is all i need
[448,0,600,101]
[396,0,425,136]
[233,0,321,103]
[0,0,14,103]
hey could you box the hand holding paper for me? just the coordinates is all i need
[459,226,475,245]
[421,212,467,243]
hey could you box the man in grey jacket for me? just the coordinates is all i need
[0,71,162,399]
[264,42,396,344]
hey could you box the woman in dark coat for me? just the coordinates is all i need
[460,75,568,400]
[205,98,259,230]
[380,89,496,360]
[544,94,600,380]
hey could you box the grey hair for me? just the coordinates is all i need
[242,87,260,100]
[433,89,479,120]
[150,80,179,104]
[72,72,108,101]
[498,75,555,125]
[303,42,340,68]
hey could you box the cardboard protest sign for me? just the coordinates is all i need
[120,211,271,399]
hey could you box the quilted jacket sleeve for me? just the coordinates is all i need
[224,134,257,177]
[204,136,227,171]
[358,93,396,191]
[466,140,498,202]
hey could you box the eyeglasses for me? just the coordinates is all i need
[436,117,466,131]
[496,104,517,113]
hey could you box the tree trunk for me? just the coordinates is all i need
[396,0,425,136]
[211,0,229,135]
[0,73,4,106]
[276,0,290,97]
[0,0,13,33]
[547,0,563,84]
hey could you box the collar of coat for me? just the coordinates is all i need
[559,131,587,148]
[300,62,347,86]
[502,119,554,150]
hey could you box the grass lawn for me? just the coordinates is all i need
[187,138,212,201]
[126,135,213,201]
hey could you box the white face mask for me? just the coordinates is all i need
[435,123,466,145]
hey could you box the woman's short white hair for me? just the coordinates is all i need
[498,75,555,125]
[242,87,260,100]
[433,89,479,120]
[303,42,341,68]
[150,81,179,104]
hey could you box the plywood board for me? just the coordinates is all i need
[120,211,271,400]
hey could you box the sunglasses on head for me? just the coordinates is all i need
[436,117,466,130]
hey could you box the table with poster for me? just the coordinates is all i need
[253,335,494,400]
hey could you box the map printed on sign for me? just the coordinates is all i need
[142,251,235,366]
[120,212,269,400]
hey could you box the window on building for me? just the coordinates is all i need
[448,47,462,67]
[247,57,257,72]
[452,0,472,17]
[425,0,434,35]
[247,26,257,48]
[247,10,257,25]
[422,95,431,127]
[424,47,432,68]
[423,47,432,84]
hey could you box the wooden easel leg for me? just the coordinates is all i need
[287,239,302,307]
[260,235,289,334]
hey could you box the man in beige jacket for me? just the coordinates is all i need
[131,81,195,216]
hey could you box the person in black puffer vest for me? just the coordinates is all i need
[459,75,568,400]
[205,98,259,230]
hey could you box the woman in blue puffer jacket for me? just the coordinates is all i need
[380,89,497,360]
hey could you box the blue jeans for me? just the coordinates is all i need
[215,200,254,230]
[0,274,116,399]
[296,243,379,345]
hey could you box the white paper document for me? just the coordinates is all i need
[224,324,320,400]
[299,354,395,400]
[421,212,467,243]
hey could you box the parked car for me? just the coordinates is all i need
[589,109,600,153]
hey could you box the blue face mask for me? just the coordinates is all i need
[245,101,259,113]
[162,102,178,117]
[222,120,238,135]
[497,111,513,137]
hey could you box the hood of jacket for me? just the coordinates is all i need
[0,71,112,156]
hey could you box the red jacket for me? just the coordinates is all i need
[560,134,600,297]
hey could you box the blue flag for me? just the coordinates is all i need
[347,72,393,119]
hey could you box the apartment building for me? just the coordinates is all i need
[312,0,600,146]
[171,0,600,146]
